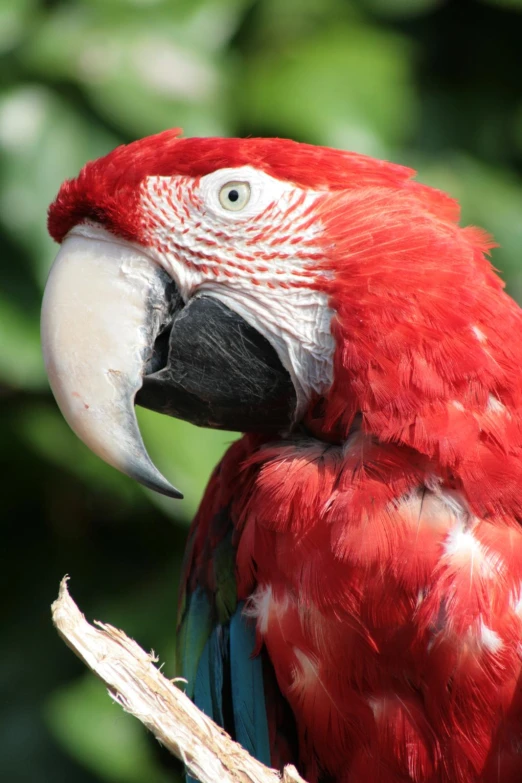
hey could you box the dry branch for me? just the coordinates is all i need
[51,577,307,783]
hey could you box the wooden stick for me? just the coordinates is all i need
[51,577,307,783]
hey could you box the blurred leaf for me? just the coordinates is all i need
[480,0,522,9]
[46,676,177,783]
[244,0,361,49]
[19,403,146,504]
[0,293,45,388]
[512,100,522,155]
[415,154,522,300]
[18,400,236,518]
[93,563,181,661]
[238,23,417,155]
[356,0,442,17]
[22,0,249,138]
[0,85,118,286]
[137,407,238,520]
[0,0,38,53]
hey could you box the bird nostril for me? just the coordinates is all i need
[142,278,183,378]
[144,324,172,376]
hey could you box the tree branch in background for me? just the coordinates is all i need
[51,578,307,783]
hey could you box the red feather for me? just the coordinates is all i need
[48,129,452,243]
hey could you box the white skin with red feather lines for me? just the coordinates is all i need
[139,166,336,417]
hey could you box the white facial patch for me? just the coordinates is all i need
[140,166,335,415]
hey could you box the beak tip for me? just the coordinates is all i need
[137,475,184,500]
[126,457,183,500]
[166,487,184,500]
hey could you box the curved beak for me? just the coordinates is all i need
[41,229,182,498]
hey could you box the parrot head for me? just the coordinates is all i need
[42,129,505,498]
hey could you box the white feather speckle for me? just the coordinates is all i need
[245,584,290,636]
[486,394,508,416]
[292,647,319,687]
[478,621,503,653]
[472,325,487,343]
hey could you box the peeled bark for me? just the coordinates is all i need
[51,577,307,783]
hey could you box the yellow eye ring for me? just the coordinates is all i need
[218,181,251,211]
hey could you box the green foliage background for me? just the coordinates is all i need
[1,0,522,780]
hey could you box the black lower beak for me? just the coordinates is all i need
[136,295,297,433]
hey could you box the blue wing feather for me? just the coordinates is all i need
[177,586,212,701]
[177,450,273,779]
[229,602,271,766]
[180,594,272,780]
[194,624,227,726]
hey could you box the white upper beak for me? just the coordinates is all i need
[41,226,181,498]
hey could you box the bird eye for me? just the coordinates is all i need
[218,181,251,212]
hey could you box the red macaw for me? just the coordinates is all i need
[41,130,522,783]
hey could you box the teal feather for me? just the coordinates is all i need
[176,586,212,700]
[186,625,228,783]
[178,524,271,779]
[179,588,219,783]
[229,603,271,766]
[194,625,227,725]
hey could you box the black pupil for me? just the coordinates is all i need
[228,189,239,202]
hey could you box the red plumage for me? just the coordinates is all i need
[49,131,522,782]
[48,128,452,242]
